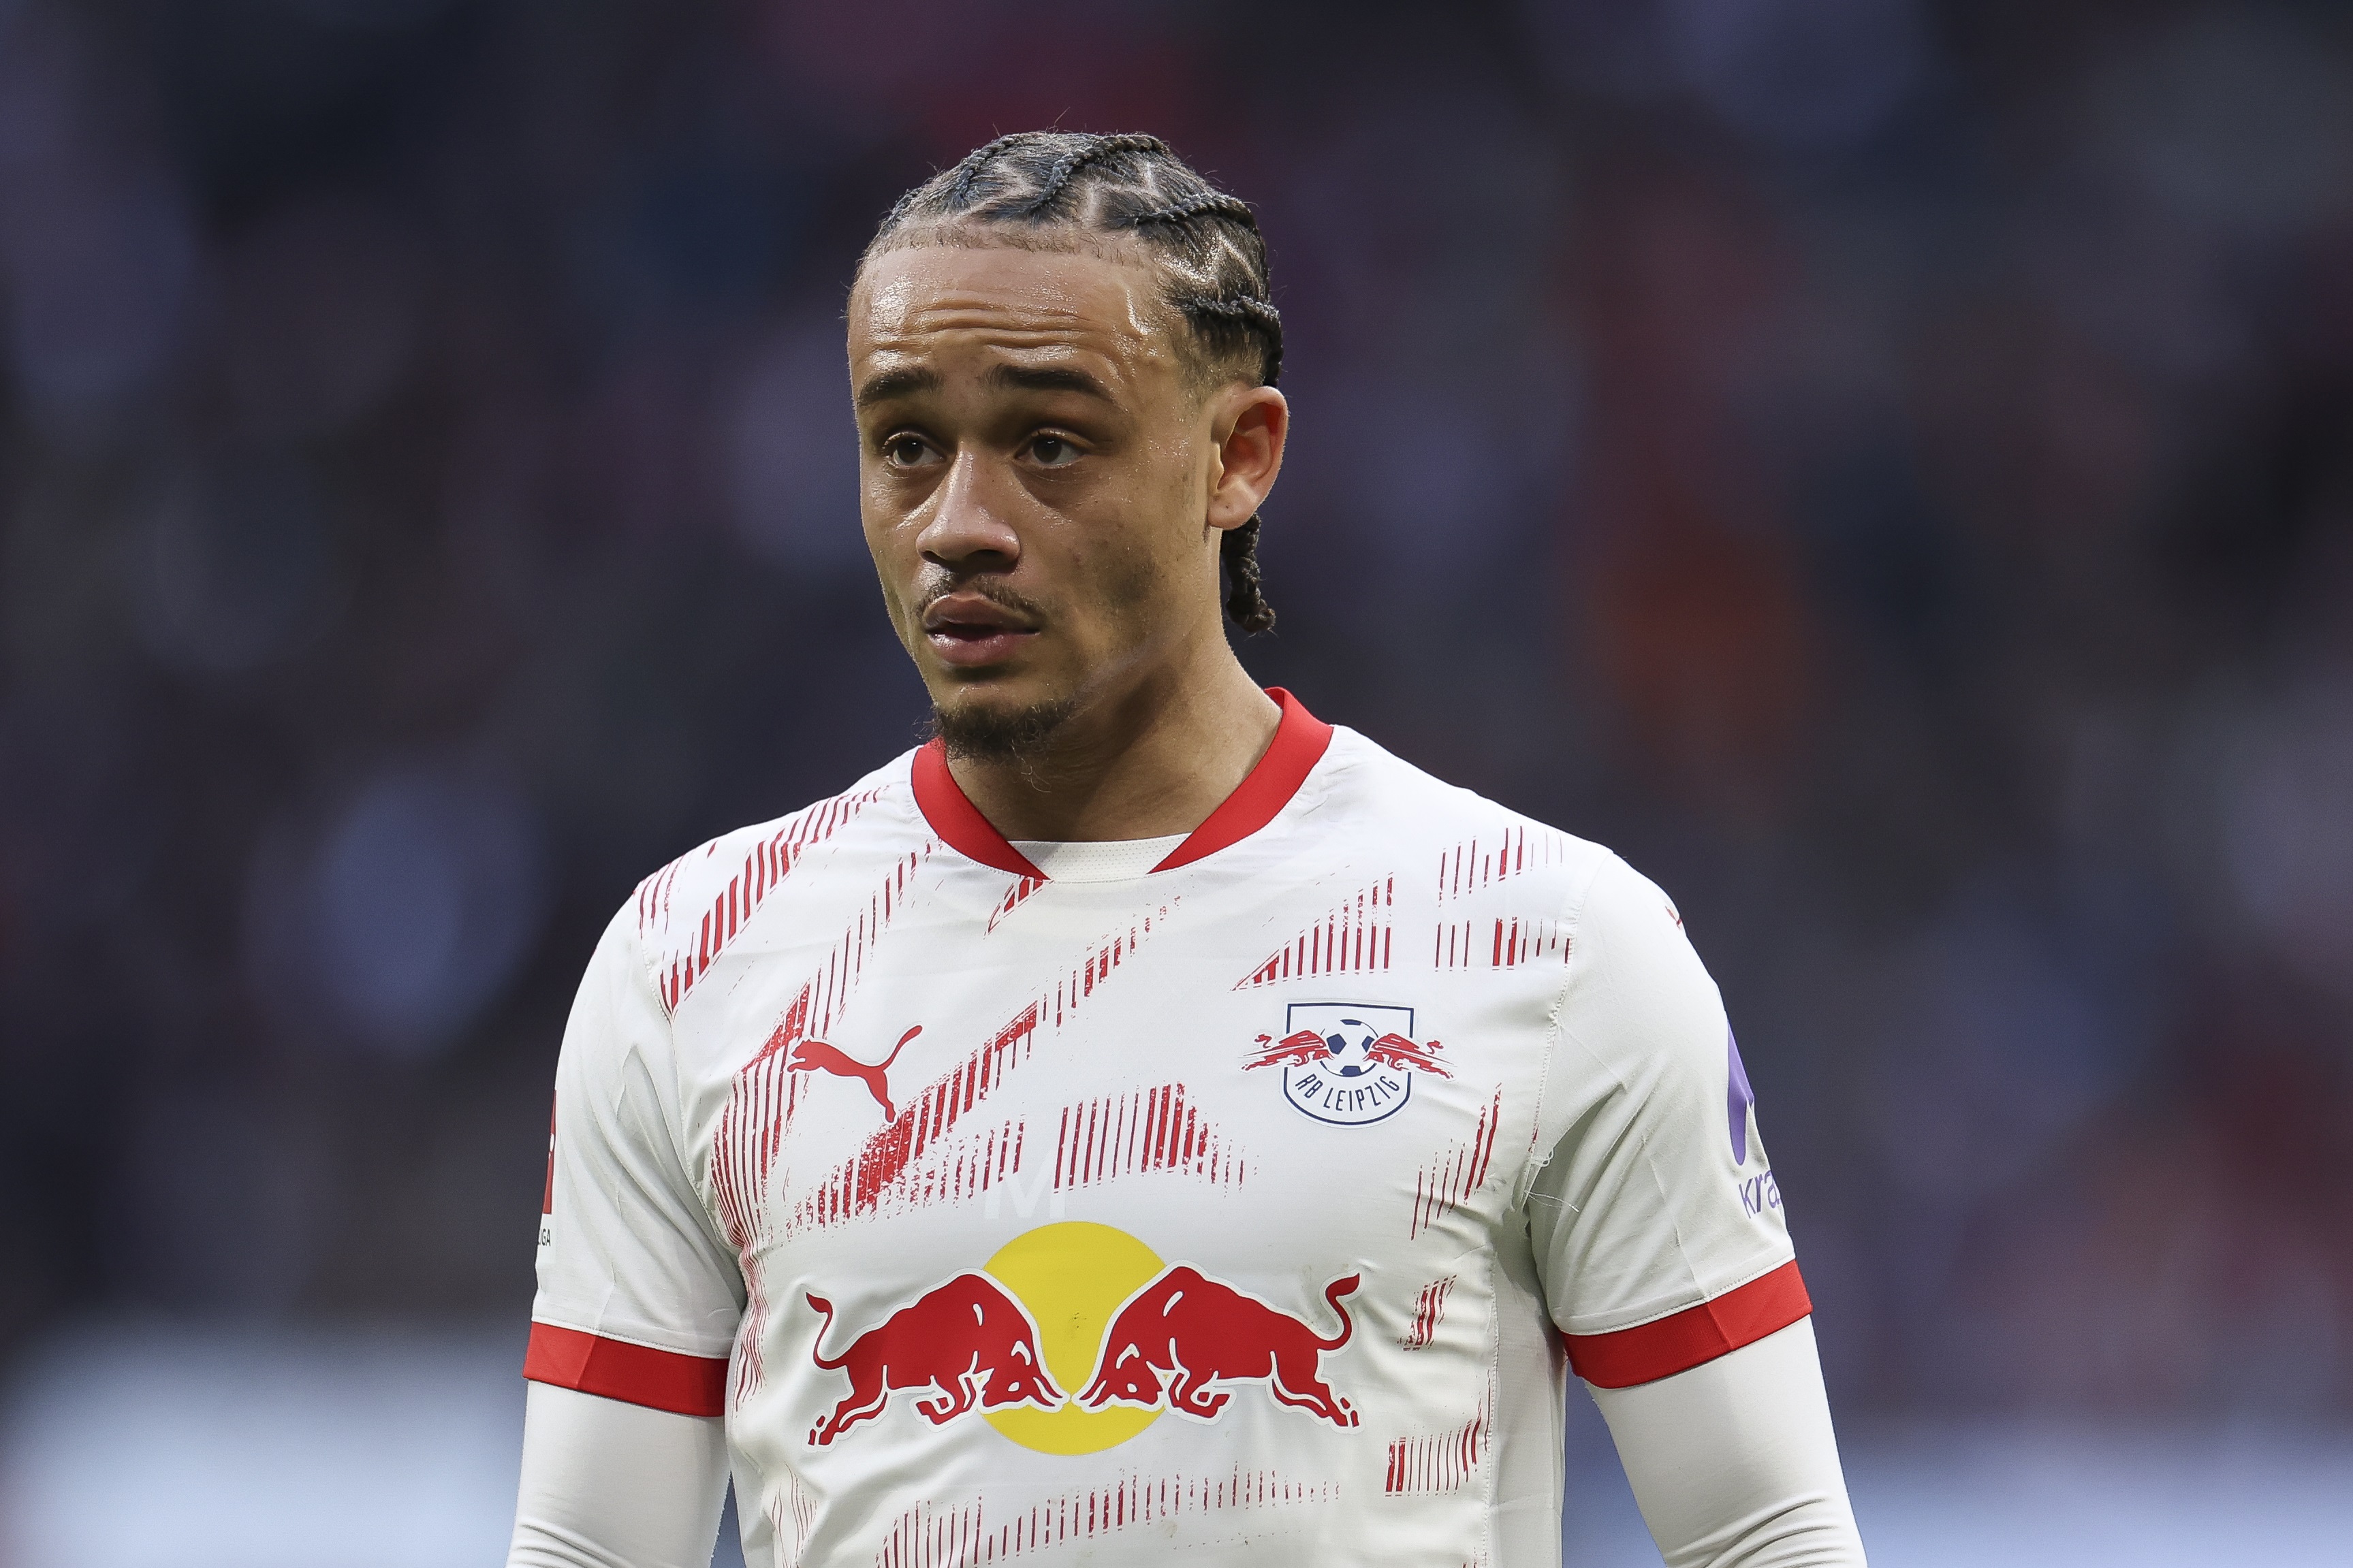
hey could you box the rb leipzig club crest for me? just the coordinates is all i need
[1244,1003,1449,1126]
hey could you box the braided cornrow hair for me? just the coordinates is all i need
[863,131,1283,635]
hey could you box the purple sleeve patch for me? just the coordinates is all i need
[1727,1028,1756,1166]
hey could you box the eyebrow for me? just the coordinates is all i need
[853,366,942,409]
[983,364,1115,402]
[853,362,1116,410]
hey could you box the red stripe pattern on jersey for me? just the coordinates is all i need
[1562,1260,1812,1388]
[1408,1087,1502,1238]
[712,848,936,1248]
[1053,1083,1246,1189]
[1435,915,1570,969]
[793,908,1175,1233]
[1383,1396,1487,1494]
[639,785,883,1012]
[985,875,1047,933]
[522,1322,727,1417]
[1397,1274,1457,1350]
[795,1000,1037,1232]
[872,1469,1340,1567]
[1433,823,1567,899]
[1436,916,1573,968]
[775,1475,817,1568]
[1432,824,1577,970]
[712,848,934,1404]
[1233,875,1395,989]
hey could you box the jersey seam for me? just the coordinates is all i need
[1542,850,1777,1341]
[1479,1246,1500,1567]
[1546,1012,1716,1327]
[1517,844,1612,1208]
[617,909,722,1264]
[1555,1247,1801,1339]
[528,1312,734,1362]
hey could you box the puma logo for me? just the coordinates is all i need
[785,1025,922,1121]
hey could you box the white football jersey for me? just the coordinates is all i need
[527,691,1807,1568]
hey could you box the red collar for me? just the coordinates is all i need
[910,688,1334,879]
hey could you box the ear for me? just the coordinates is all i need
[1205,385,1289,533]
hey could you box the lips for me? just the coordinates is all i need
[920,592,1039,669]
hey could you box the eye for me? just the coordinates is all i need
[1028,434,1080,468]
[883,434,935,468]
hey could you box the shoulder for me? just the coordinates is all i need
[1315,725,1621,905]
[622,751,923,1010]
[1313,726,1696,965]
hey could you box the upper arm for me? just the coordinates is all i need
[507,1382,731,1568]
[526,906,745,1416]
[1588,1319,1866,1567]
[1528,854,1807,1386]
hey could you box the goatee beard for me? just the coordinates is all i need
[930,697,1078,763]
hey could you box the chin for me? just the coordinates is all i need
[930,686,1079,763]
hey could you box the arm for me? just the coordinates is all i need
[1529,853,1866,1565]
[1590,1319,1864,1568]
[513,902,747,1566]
[508,1383,730,1568]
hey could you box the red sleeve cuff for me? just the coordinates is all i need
[1562,1260,1812,1388]
[524,1322,730,1417]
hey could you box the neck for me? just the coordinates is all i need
[942,642,1280,843]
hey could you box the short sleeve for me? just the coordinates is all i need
[1526,854,1808,1388]
[525,904,745,1416]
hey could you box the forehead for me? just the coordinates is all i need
[850,242,1182,379]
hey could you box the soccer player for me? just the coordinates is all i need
[509,132,1865,1567]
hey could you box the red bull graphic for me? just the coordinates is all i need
[1246,1002,1445,1125]
[1242,1028,1449,1078]
[1080,1266,1361,1427]
[804,1273,1063,1445]
[805,1225,1363,1449]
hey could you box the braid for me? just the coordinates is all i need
[1221,517,1276,635]
[1013,132,1170,219]
[948,133,1026,207]
[1178,295,1284,387]
[868,131,1283,631]
[1124,191,1260,231]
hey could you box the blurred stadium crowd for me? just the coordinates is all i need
[1,0,2349,1427]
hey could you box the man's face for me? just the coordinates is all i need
[848,242,1231,746]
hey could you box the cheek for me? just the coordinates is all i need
[858,483,917,608]
[859,468,923,547]
[1070,445,1210,618]
[1086,528,1176,619]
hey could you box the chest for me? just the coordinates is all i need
[676,865,1566,1284]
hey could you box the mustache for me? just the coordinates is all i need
[913,573,1048,623]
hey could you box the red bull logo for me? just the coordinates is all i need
[1246,1002,1446,1125]
[1079,1266,1360,1427]
[805,1273,1063,1445]
[805,1223,1362,1453]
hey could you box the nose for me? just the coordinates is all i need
[915,449,1022,574]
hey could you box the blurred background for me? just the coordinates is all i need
[1,0,2350,1563]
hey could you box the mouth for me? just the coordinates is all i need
[919,591,1040,670]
